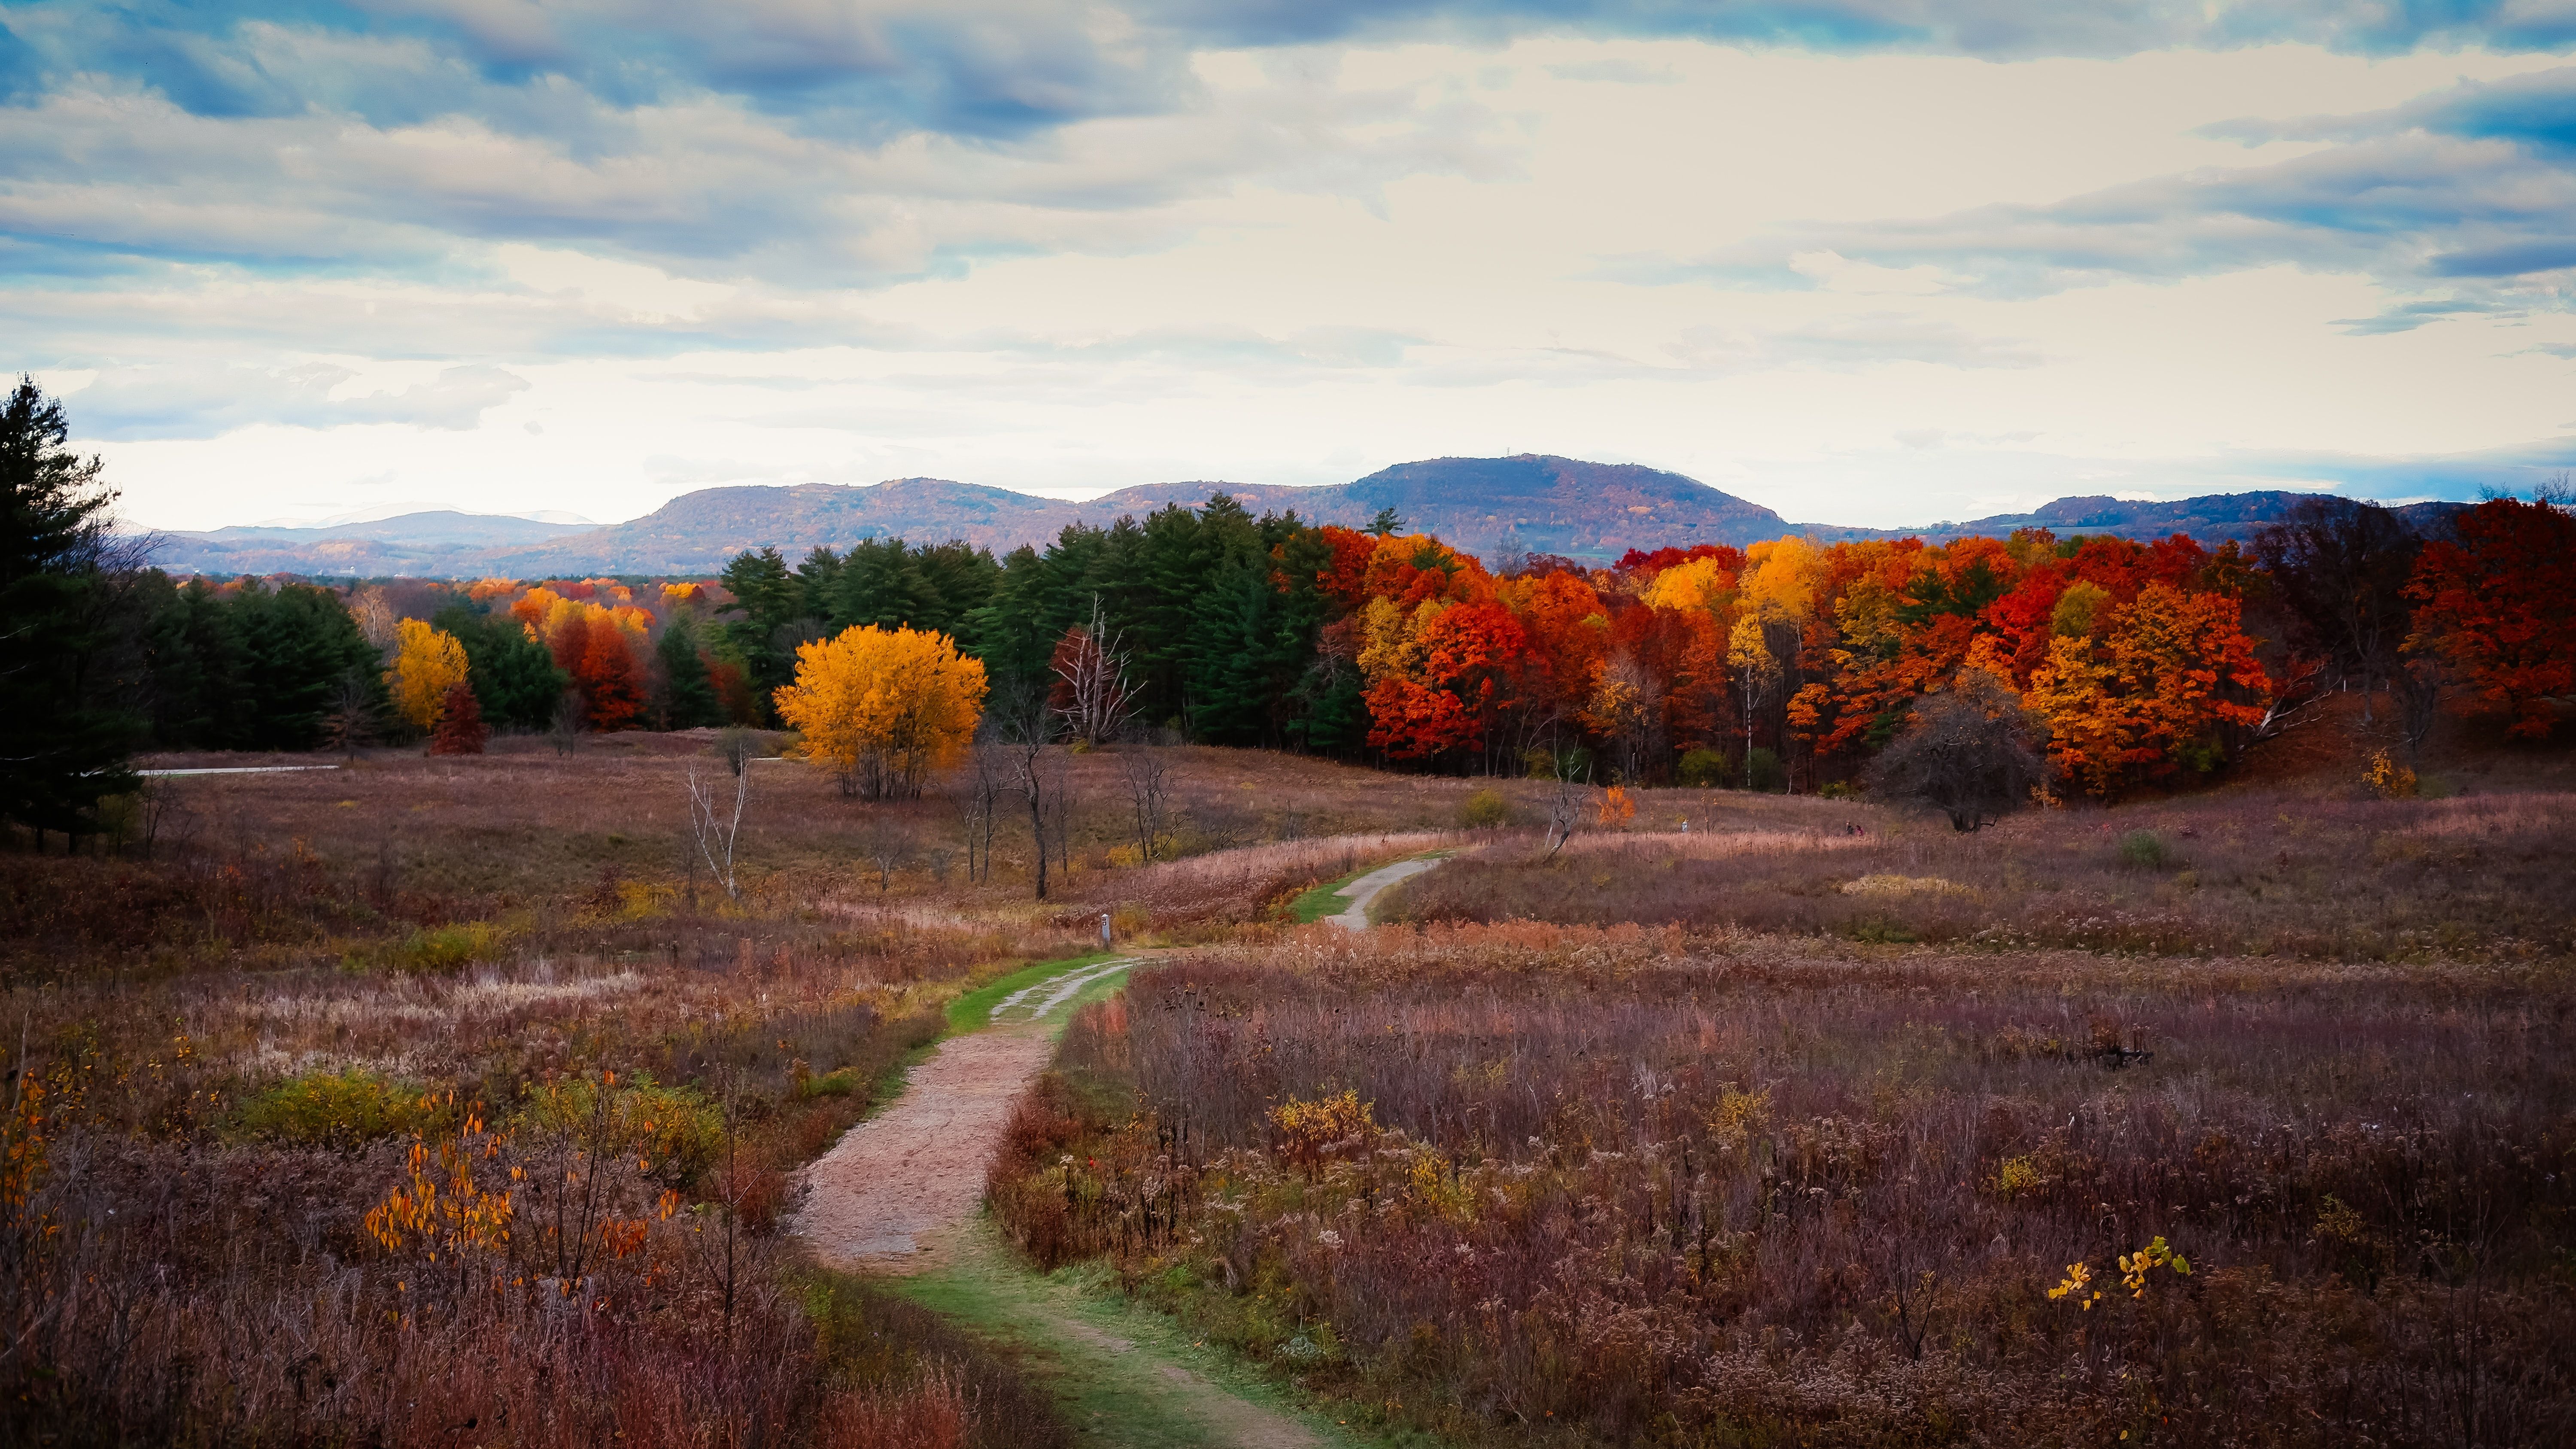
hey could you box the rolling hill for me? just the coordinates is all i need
[143,456,2455,578]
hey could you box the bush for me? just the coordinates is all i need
[1745,747,1786,792]
[233,1068,454,1148]
[1676,747,1731,788]
[374,921,504,973]
[1867,671,2049,831]
[1459,788,1510,829]
[2116,829,2175,870]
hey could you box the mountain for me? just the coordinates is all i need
[143,457,2465,579]
[153,509,598,576]
[1819,492,2470,546]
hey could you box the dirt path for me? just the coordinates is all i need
[796,955,1137,1270]
[795,954,1362,1447]
[1323,855,1443,930]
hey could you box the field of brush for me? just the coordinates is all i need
[0,740,1469,1447]
[6,722,2573,1447]
[984,766,2576,1446]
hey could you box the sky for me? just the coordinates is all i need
[7,2,2576,533]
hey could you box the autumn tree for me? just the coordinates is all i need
[577,620,646,731]
[2404,497,2576,740]
[2026,583,2269,797]
[1870,669,2049,831]
[427,680,489,755]
[385,619,470,735]
[774,624,988,800]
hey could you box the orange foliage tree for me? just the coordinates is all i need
[775,625,988,799]
[2026,582,2269,797]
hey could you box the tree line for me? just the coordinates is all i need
[6,370,2571,846]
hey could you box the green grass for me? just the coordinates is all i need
[944,952,1115,1035]
[893,1226,1411,1449]
[1287,869,1370,924]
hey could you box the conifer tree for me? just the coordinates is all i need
[0,377,139,841]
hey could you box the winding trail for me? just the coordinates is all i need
[1322,854,1444,930]
[794,954,1367,1446]
[797,956,1138,1270]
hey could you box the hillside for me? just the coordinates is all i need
[1827,491,2470,546]
[155,509,596,577]
[142,456,2456,577]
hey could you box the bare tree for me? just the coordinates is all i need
[1043,745,1075,877]
[349,586,398,656]
[2397,656,2444,759]
[857,809,914,893]
[956,745,1002,884]
[991,679,1057,900]
[1869,671,2049,832]
[1542,752,1588,858]
[317,668,378,758]
[686,761,751,901]
[2253,496,2421,722]
[1119,745,1170,863]
[1051,595,1136,746]
[550,687,586,756]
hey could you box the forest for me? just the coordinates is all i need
[47,471,2573,848]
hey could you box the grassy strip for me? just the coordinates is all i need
[894,1227,1404,1449]
[944,952,1115,1035]
[1286,868,1370,924]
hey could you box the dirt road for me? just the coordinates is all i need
[794,954,1361,1447]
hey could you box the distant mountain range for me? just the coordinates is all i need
[146,455,2465,578]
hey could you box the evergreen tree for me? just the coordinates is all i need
[134,571,251,748]
[431,601,565,731]
[233,582,383,750]
[0,376,138,840]
[718,546,815,720]
[657,611,724,729]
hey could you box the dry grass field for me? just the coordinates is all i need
[996,913,2576,1446]
[6,717,2574,1447]
[0,739,1493,1447]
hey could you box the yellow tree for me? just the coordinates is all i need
[386,619,470,734]
[774,625,988,800]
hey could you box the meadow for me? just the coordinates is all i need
[7,719,2574,1446]
[978,716,2576,1446]
[0,739,1471,1447]
[995,916,2576,1446]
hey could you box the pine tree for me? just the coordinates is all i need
[433,601,566,731]
[0,376,140,841]
[657,613,724,729]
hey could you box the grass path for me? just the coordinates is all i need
[1285,850,1452,927]
[800,950,1376,1446]
[894,1224,1395,1448]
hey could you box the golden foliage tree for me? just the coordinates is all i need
[386,618,470,734]
[774,625,987,800]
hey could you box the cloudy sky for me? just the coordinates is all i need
[8,2,2576,532]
